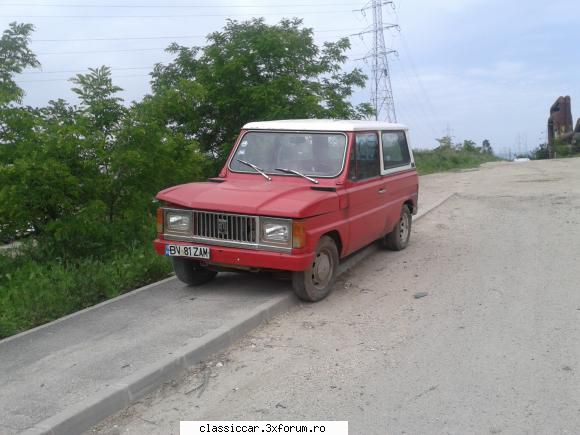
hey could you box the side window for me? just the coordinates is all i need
[381,131,411,169]
[349,132,380,181]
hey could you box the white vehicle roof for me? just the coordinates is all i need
[243,119,408,132]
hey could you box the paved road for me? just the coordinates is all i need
[90,159,580,435]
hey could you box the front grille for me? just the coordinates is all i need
[192,211,257,244]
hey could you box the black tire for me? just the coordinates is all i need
[292,236,339,302]
[382,205,412,251]
[172,257,217,286]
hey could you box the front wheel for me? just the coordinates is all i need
[172,257,217,286]
[292,236,339,302]
[382,205,412,251]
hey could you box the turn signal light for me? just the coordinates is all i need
[156,208,164,234]
[292,221,306,249]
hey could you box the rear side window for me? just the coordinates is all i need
[349,132,380,180]
[382,131,411,169]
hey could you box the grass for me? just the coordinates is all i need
[414,148,499,175]
[0,245,172,339]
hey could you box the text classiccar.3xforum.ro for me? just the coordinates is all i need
[197,423,325,432]
[180,420,349,434]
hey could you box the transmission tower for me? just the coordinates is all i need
[352,1,399,121]
[370,1,398,122]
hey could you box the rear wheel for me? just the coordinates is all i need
[382,205,412,251]
[172,257,217,286]
[292,236,339,302]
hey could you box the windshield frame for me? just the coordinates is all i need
[227,129,349,179]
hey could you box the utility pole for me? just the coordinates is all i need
[445,123,454,140]
[353,1,398,122]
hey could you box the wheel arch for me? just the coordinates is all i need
[321,230,343,258]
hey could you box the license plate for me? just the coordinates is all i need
[165,244,210,259]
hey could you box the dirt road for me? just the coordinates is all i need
[92,159,580,435]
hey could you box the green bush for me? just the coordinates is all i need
[414,147,499,175]
[0,246,171,338]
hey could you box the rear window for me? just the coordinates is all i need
[381,131,411,169]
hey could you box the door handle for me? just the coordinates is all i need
[378,188,386,194]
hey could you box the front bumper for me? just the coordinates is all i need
[154,238,314,272]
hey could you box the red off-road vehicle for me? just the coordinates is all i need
[154,120,418,301]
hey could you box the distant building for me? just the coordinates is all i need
[547,96,580,158]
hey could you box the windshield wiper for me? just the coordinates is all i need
[275,168,319,184]
[237,159,272,181]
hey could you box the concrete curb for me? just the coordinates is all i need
[21,192,457,435]
[0,276,178,346]
[415,193,458,221]
[22,293,297,435]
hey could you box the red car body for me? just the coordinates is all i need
[154,120,418,298]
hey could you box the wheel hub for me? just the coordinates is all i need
[312,251,332,286]
[399,213,410,242]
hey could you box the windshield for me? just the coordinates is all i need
[229,131,348,177]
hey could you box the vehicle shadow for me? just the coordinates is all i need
[175,270,293,300]
[177,240,381,300]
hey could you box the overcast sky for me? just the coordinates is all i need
[2,0,580,156]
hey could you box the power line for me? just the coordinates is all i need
[397,33,439,127]
[34,34,205,42]
[37,36,360,55]
[21,66,153,75]
[36,47,171,55]
[389,6,439,131]
[10,8,373,93]
[0,10,358,18]
[392,59,439,138]
[31,27,362,43]
[17,73,149,83]
[1,2,357,7]
[26,37,369,70]
[18,43,367,79]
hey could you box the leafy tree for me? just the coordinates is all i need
[0,22,44,241]
[0,100,85,242]
[435,135,454,150]
[481,139,493,155]
[69,67,127,225]
[0,64,206,257]
[0,22,39,105]
[462,139,478,152]
[71,66,125,134]
[149,18,373,170]
[0,22,40,165]
[531,143,549,160]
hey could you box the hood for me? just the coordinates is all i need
[157,179,339,218]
